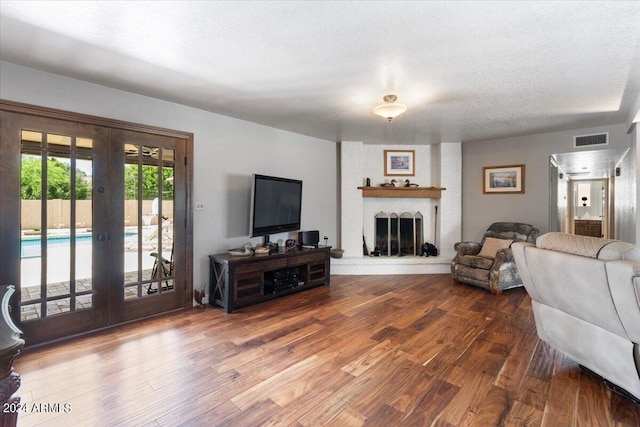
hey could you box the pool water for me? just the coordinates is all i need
[21,233,136,258]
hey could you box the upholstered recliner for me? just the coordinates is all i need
[512,233,640,402]
[451,222,539,294]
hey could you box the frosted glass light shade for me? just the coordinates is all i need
[373,95,407,121]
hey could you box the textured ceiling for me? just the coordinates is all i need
[1,1,640,146]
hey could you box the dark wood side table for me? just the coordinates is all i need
[575,219,602,237]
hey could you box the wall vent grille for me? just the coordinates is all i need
[573,132,608,148]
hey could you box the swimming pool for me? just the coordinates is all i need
[21,232,136,258]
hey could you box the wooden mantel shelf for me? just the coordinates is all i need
[357,186,446,199]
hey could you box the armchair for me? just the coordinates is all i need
[451,222,539,294]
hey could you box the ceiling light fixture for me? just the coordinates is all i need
[373,94,407,122]
[566,171,591,176]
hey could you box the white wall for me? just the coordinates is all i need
[636,126,640,244]
[0,61,338,294]
[618,124,639,243]
[462,124,634,242]
[360,144,440,248]
[337,141,460,274]
[614,126,639,243]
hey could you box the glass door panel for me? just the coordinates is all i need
[20,131,95,321]
[123,145,175,299]
[110,128,185,324]
[123,143,142,298]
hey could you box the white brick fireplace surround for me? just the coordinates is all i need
[332,141,461,275]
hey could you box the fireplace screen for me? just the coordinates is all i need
[375,212,423,256]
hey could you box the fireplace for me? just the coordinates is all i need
[374,212,424,256]
[334,141,461,275]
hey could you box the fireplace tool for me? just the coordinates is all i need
[434,205,438,248]
[421,205,439,256]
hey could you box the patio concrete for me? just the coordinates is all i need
[19,227,172,321]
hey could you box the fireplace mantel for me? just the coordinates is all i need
[357,186,445,199]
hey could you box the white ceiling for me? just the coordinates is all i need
[552,147,629,180]
[1,1,640,146]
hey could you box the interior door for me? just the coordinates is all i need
[1,105,191,346]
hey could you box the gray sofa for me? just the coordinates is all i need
[513,232,640,402]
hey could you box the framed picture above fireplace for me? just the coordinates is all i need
[384,150,415,176]
[483,164,525,194]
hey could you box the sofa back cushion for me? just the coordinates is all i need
[536,232,636,260]
[523,245,628,337]
[599,242,640,261]
[482,222,539,245]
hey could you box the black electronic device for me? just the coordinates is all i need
[250,174,303,245]
[298,230,319,247]
[264,267,300,293]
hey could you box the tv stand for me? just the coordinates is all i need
[209,246,330,313]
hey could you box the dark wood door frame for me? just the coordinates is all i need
[0,99,194,346]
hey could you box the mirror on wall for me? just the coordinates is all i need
[574,180,603,220]
[572,179,607,238]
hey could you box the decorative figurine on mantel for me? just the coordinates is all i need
[356,183,446,199]
[378,179,421,188]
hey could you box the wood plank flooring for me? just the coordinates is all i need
[13,274,640,426]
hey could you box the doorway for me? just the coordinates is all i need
[0,101,193,346]
[549,149,624,240]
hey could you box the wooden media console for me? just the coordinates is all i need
[209,246,330,313]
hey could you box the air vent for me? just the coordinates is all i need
[573,132,608,148]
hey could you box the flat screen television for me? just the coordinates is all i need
[250,174,303,244]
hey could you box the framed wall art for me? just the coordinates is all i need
[384,150,415,176]
[483,164,525,194]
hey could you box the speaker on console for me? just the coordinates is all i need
[298,230,320,247]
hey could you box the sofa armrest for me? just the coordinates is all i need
[511,242,540,300]
[494,247,514,264]
[606,260,640,343]
[454,242,482,256]
[489,248,520,291]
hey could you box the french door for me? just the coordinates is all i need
[110,128,188,323]
[0,103,192,346]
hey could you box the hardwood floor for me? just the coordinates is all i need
[13,274,640,426]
